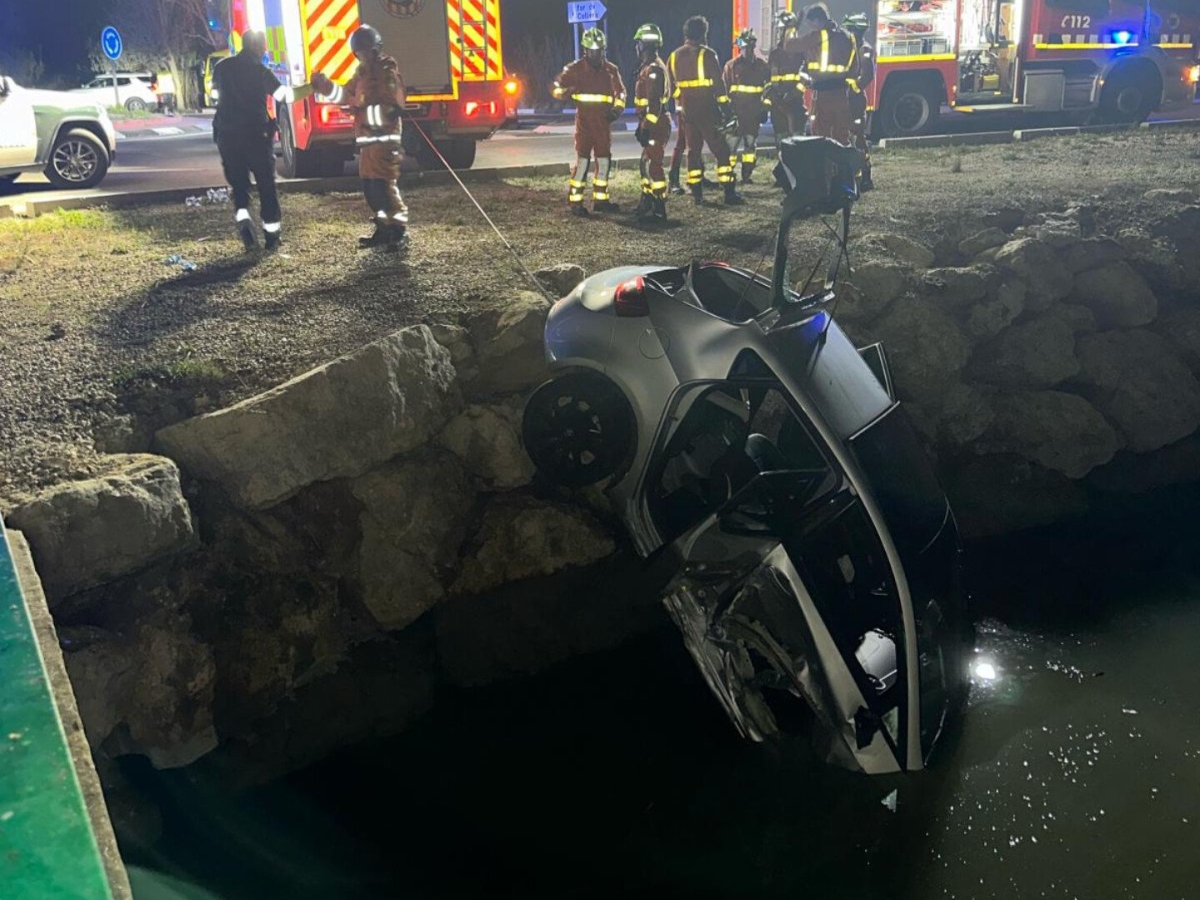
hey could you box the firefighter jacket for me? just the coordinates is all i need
[552,59,626,117]
[634,56,672,126]
[723,52,771,118]
[787,24,859,92]
[850,39,876,106]
[337,53,406,143]
[767,41,805,101]
[667,41,731,116]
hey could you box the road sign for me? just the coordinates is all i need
[100,27,123,61]
[567,1,607,24]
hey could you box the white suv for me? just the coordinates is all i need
[0,73,118,189]
[69,72,159,112]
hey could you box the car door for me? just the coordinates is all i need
[653,379,914,773]
[0,77,39,169]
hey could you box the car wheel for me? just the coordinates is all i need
[1097,68,1157,124]
[45,128,110,189]
[522,372,635,487]
[125,97,147,112]
[877,81,941,137]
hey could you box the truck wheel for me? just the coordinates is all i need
[878,82,941,137]
[522,372,635,487]
[45,128,110,189]
[1097,69,1157,124]
[276,111,339,178]
[436,138,477,170]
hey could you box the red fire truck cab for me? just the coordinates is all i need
[868,0,1200,136]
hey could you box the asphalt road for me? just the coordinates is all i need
[3,100,1198,213]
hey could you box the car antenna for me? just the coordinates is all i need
[408,120,555,303]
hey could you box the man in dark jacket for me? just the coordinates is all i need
[213,30,317,252]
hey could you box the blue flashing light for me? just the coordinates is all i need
[1113,30,1134,45]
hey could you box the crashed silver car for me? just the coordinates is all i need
[522,138,972,774]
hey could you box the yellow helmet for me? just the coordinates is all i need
[581,28,606,51]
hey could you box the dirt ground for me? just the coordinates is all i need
[1,129,1198,502]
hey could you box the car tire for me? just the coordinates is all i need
[876,81,941,137]
[1096,68,1157,124]
[45,128,110,189]
[125,97,147,112]
[522,372,635,487]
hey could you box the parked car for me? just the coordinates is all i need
[69,72,159,112]
[0,71,117,189]
[521,138,973,775]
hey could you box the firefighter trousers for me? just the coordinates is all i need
[848,94,873,183]
[682,106,734,187]
[771,95,808,140]
[728,119,761,181]
[218,133,280,227]
[570,110,614,205]
[358,140,408,229]
[810,90,853,146]
[640,118,671,198]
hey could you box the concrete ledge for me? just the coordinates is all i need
[877,130,1013,149]
[1141,117,1200,130]
[1014,126,1082,141]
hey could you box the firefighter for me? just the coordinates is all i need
[842,12,876,190]
[313,25,410,252]
[632,23,672,222]
[723,28,771,183]
[667,105,687,195]
[767,11,807,141]
[668,16,744,206]
[551,28,627,217]
[213,30,320,252]
[787,4,859,145]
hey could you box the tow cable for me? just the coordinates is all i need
[406,118,556,303]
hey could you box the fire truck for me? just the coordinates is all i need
[733,0,1199,137]
[227,0,512,175]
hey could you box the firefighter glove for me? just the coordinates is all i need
[635,123,650,147]
[607,105,623,123]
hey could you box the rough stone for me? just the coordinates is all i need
[942,454,1089,539]
[1153,308,1200,377]
[958,227,1009,258]
[157,326,460,510]
[1087,433,1200,495]
[532,263,586,298]
[863,233,936,268]
[1045,303,1098,335]
[452,495,616,596]
[841,261,910,321]
[874,296,972,404]
[920,266,993,310]
[1060,237,1126,274]
[428,323,478,385]
[1070,262,1158,328]
[351,453,477,631]
[1076,330,1200,453]
[977,391,1120,478]
[461,290,552,396]
[935,383,995,447]
[992,238,1074,310]
[5,455,195,601]
[970,315,1080,389]
[1144,188,1198,205]
[963,280,1026,341]
[980,207,1026,233]
[1117,229,1194,297]
[1149,204,1200,245]
[63,620,218,769]
[438,403,535,490]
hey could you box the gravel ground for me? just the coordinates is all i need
[2,129,1197,503]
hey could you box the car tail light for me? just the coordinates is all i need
[504,78,519,95]
[1188,64,1200,84]
[464,100,497,117]
[614,276,649,317]
[318,103,354,127]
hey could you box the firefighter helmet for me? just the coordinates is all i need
[842,12,870,34]
[633,23,663,46]
[581,28,607,51]
[350,24,383,55]
[736,28,758,48]
[775,10,799,29]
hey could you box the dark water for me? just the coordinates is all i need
[121,484,1200,900]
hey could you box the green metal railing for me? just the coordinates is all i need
[0,522,116,900]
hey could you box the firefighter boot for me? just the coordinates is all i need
[652,196,668,221]
[358,219,390,249]
[634,193,654,221]
[860,160,874,192]
[593,199,620,213]
[264,229,281,253]
[384,224,409,253]
[724,183,746,206]
[668,159,685,196]
[237,219,258,252]
[690,183,704,206]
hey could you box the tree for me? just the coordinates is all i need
[93,0,226,110]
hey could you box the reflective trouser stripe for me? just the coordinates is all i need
[741,153,756,163]
[235,208,251,221]
[262,221,281,232]
[687,168,703,184]
[716,164,734,184]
